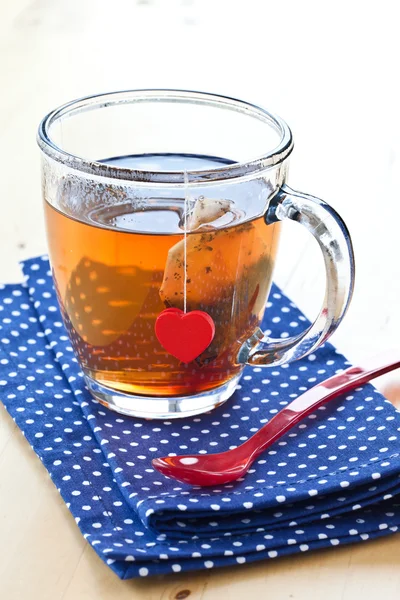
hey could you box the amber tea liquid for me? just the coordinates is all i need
[45,155,281,396]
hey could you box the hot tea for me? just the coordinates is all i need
[39,90,354,417]
[45,154,281,397]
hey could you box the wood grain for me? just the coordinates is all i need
[0,0,399,597]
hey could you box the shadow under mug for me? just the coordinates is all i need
[38,90,355,419]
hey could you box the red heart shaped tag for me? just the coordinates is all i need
[155,308,215,363]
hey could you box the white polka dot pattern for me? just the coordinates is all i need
[0,256,400,579]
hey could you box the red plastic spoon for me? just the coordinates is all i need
[152,352,400,486]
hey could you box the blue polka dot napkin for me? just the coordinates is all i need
[1,256,400,579]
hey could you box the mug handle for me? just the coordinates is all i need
[238,184,355,366]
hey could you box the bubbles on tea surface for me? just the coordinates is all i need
[86,195,243,235]
[88,201,185,234]
[99,152,236,172]
[54,153,248,235]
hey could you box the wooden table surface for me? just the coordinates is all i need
[1,0,400,598]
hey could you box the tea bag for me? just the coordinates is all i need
[159,197,273,362]
[186,196,233,230]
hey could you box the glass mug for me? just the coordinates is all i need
[38,90,355,419]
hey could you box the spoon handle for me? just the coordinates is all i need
[240,351,400,463]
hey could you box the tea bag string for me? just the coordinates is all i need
[183,170,189,314]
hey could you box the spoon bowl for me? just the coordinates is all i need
[152,455,250,486]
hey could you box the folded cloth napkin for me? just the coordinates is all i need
[1,256,400,579]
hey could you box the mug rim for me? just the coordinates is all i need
[37,89,294,185]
